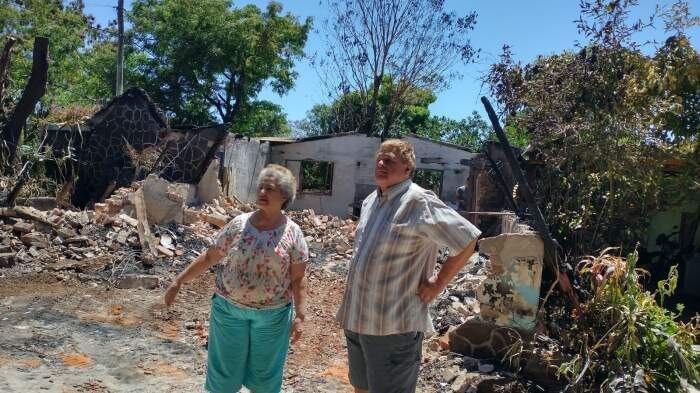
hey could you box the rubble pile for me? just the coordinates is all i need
[430,252,489,335]
[288,209,356,252]
[0,178,359,287]
[1,205,96,270]
[1,175,568,392]
[418,351,537,393]
[421,228,561,392]
[0,178,250,288]
[287,209,356,273]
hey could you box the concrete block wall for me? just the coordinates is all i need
[269,134,377,217]
[476,230,544,330]
[222,133,480,217]
[222,136,270,203]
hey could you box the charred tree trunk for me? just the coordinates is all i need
[0,37,17,111]
[1,37,49,166]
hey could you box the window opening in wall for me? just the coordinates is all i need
[413,168,443,196]
[300,160,334,195]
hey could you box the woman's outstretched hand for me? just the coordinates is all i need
[290,314,304,344]
[164,281,181,308]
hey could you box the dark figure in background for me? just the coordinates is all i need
[456,185,469,212]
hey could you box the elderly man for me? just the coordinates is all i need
[337,139,481,393]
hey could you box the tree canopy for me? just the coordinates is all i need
[486,0,699,255]
[294,76,497,151]
[0,0,107,108]
[318,0,478,136]
[128,0,311,132]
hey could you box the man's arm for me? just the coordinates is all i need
[417,238,477,304]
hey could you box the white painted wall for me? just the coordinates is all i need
[404,135,478,204]
[269,134,377,217]
[264,134,478,217]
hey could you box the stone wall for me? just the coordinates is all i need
[156,125,229,184]
[72,88,167,207]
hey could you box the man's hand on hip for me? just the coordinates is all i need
[417,275,442,304]
[417,240,479,305]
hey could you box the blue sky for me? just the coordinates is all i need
[84,0,699,122]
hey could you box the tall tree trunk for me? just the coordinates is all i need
[382,90,399,138]
[1,37,49,166]
[0,37,17,112]
[362,74,382,136]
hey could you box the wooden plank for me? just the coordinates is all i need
[0,206,57,228]
[118,213,138,227]
[132,188,158,258]
[156,245,174,257]
[200,212,227,228]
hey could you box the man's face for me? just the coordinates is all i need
[375,149,411,191]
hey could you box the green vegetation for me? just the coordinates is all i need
[486,1,700,255]
[556,250,699,392]
[129,0,311,132]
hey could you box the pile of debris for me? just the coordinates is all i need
[0,172,360,287]
[0,174,252,288]
[430,252,489,335]
[287,209,356,273]
[288,209,355,251]
[419,226,565,392]
[0,205,97,270]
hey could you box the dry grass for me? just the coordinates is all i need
[43,105,100,126]
[0,173,58,200]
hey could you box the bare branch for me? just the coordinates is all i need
[319,0,477,135]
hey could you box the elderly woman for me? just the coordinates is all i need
[164,164,309,393]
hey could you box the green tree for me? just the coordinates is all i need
[296,76,437,137]
[128,0,311,129]
[293,103,336,137]
[0,0,108,107]
[297,77,493,151]
[417,112,494,151]
[486,1,700,256]
[233,100,290,137]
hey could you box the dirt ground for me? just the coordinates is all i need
[0,256,355,393]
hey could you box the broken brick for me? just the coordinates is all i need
[20,232,50,249]
[12,221,34,233]
[200,213,228,228]
[0,253,15,268]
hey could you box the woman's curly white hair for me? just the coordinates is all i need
[257,164,297,209]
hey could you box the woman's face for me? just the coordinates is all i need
[256,175,286,211]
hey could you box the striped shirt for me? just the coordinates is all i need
[336,179,481,335]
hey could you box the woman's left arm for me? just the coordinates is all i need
[289,262,307,344]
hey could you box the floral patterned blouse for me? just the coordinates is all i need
[212,212,309,309]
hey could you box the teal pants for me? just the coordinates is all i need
[205,294,293,393]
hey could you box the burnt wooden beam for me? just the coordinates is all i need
[482,148,520,214]
[481,96,579,308]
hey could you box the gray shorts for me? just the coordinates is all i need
[345,329,423,393]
